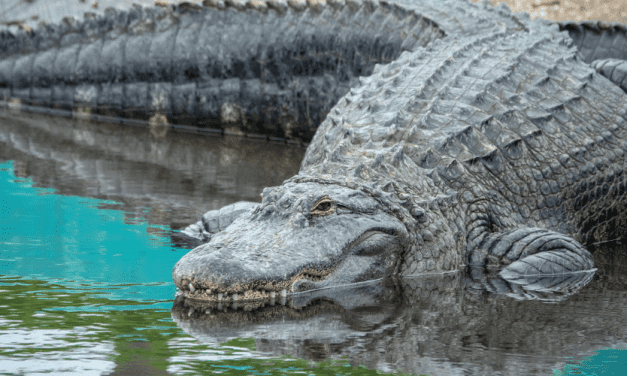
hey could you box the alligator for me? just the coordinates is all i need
[170,0,627,302]
[1,0,627,301]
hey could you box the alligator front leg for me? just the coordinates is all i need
[467,227,595,280]
[180,201,259,242]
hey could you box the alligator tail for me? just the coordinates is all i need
[0,0,444,141]
[559,21,627,64]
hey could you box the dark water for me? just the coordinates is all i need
[1,111,626,375]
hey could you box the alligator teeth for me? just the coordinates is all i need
[232,302,238,310]
[180,287,293,303]
[205,309,211,314]
[188,308,195,316]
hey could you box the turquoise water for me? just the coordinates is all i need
[554,349,627,376]
[0,160,178,309]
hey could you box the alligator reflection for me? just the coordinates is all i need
[172,253,627,375]
[0,111,303,241]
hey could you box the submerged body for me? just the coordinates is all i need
[1,0,627,300]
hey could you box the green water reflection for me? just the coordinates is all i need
[0,160,389,375]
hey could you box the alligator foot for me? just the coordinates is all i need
[468,228,595,278]
[467,267,595,301]
[500,246,595,280]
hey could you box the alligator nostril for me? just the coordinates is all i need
[261,204,276,218]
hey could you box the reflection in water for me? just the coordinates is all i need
[0,111,303,234]
[0,276,282,376]
[172,263,627,375]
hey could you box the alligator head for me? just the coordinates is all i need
[172,178,413,301]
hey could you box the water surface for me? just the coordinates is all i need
[1,112,626,375]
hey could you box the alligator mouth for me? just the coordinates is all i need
[175,229,399,302]
[177,268,330,303]
[172,275,395,322]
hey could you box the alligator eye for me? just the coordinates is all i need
[316,201,332,211]
[311,197,335,215]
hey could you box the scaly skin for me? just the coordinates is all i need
[172,0,627,302]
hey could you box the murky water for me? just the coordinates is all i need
[1,111,626,375]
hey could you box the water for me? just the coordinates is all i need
[1,112,626,375]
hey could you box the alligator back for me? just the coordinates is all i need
[302,25,627,246]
